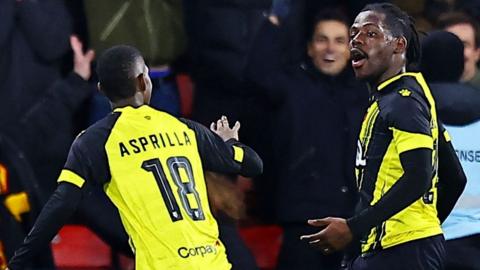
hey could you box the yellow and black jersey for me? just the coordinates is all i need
[352,72,442,253]
[8,105,262,270]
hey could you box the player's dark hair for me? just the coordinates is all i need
[96,45,144,102]
[437,11,480,48]
[309,8,350,41]
[362,3,421,66]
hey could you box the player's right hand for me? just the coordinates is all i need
[210,116,240,141]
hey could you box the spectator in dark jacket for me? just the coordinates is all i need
[421,30,480,125]
[184,3,280,268]
[246,8,368,270]
[0,0,74,197]
[0,36,132,269]
[184,0,276,173]
[0,0,72,123]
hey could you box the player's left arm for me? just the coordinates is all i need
[346,149,432,237]
[436,124,466,223]
[301,94,434,252]
[7,132,97,270]
[181,118,263,177]
[7,182,83,270]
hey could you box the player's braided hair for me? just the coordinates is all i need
[362,3,421,67]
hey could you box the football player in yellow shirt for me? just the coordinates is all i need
[6,45,262,270]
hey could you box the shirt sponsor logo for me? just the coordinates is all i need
[177,244,217,258]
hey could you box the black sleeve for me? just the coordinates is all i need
[7,183,82,270]
[347,148,433,237]
[385,93,432,136]
[181,119,263,177]
[16,0,72,61]
[436,125,467,223]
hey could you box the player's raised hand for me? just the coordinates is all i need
[210,116,240,141]
[71,35,95,80]
[299,217,352,254]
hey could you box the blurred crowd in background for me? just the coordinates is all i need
[1,0,480,269]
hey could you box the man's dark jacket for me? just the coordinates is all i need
[246,20,369,223]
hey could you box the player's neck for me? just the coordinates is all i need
[369,65,406,90]
[111,95,146,110]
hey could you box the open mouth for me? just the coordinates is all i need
[323,54,336,63]
[350,48,367,68]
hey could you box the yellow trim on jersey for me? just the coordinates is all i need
[377,73,410,91]
[4,192,30,222]
[363,103,380,155]
[443,130,451,142]
[232,146,244,163]
[57,169,86,188]
[391,128,433,154]
[358,102,380,189]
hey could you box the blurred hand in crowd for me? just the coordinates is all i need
[210,116,240,141]
[71,35,95,80]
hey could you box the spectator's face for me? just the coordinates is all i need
[445,23,480,82]
[349,10,398,82]
[308,20,350,76]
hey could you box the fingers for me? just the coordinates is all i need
[85,49,95,61]
[221,115,229,127]
[307,218,331,227]
[210,122,216,131]
[299,232,322,242]
[216,116,232,129]
[232,121,241,132]
[300,218,331,243]
[300,226,328,242]
[217,118,224,129]
[70,35,82,54]
[300,231,332,254]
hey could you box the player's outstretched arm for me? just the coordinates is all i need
[7,183,82,270]
[300,148,433,253]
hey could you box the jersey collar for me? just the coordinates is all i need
[377,72,421,91]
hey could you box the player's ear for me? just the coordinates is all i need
[136,73,147,93]
[394,36,407,54]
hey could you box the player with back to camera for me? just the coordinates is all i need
[5,45,263,270]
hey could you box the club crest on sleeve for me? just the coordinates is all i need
[398,89,411,97]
